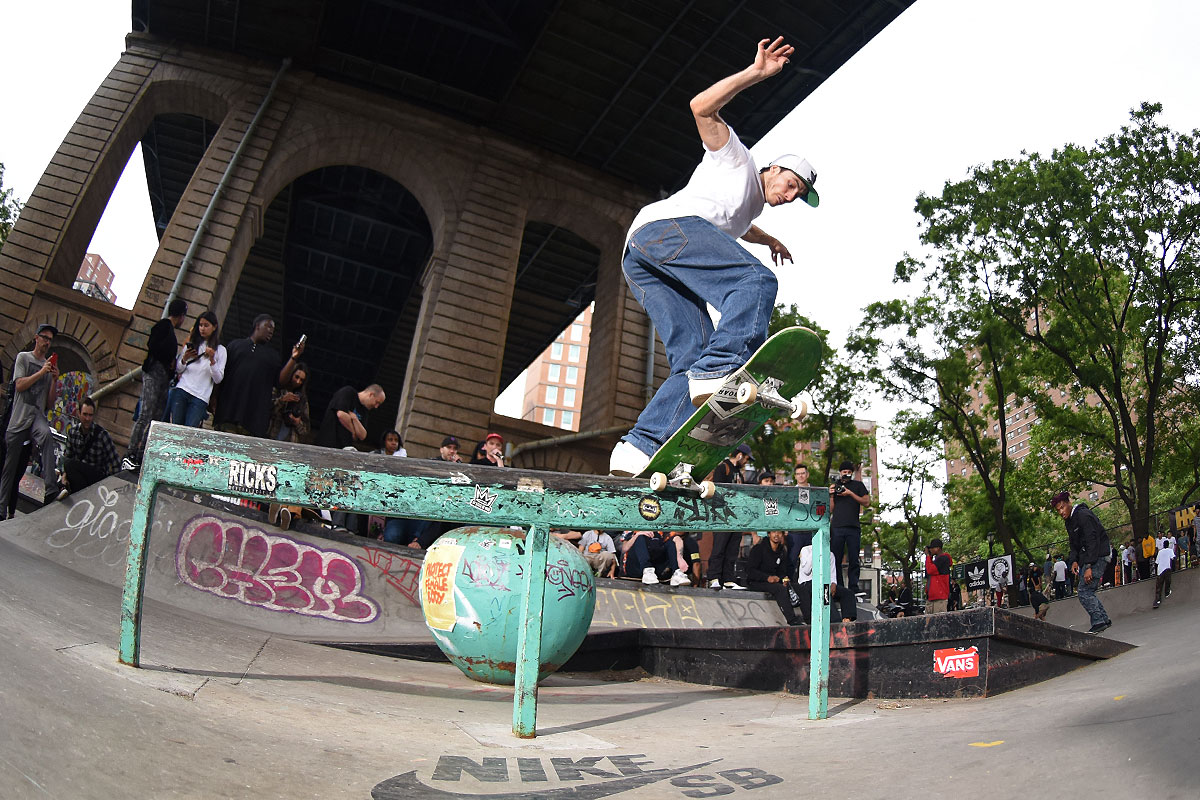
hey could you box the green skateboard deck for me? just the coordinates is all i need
[638,326,823,493]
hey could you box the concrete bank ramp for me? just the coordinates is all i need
[0,476,785,645]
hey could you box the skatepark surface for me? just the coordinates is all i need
[2,489,1198,798]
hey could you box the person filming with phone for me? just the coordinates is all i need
[1,323,61,515]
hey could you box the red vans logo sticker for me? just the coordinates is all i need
[934,646,980,678]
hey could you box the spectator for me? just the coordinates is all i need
[167,310,226,428]
[1137,532,1156,584]
[123,300,187,471]
[214,314,304,437]
[56,396,120,500]
[1153,537,1175,609]
[745,530,802,625]
[706,443,751,589]
[376,430,419,547]
[316,384,385,532]
[1121,541,1135,584]
[1052,554,1069,599]
[267,364,311,443]
[436,436,462,463]
[316,384,385,450]
[1051,491,1113,635]
[619,530,690,586]
[666,530,702,585]
[1027,565,1049,621]
[829,460,870,618]
[797,542,855,624]
[924,539,952,614]
[787,462,812,573]
[376,430,406,458]
[470,433,506,467]
[1177,528,1191,570]
[1,323,61,514]
[579,530,617,578]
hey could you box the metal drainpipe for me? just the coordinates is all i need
[165,57,292,311]
[94,59,292,403]
[508,424,630,459]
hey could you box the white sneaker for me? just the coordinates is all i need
[669,569,691,587]
[723,581,746,590]
[610,440,651,477]
[688,374,730,407]
[641,567,659,585]
[709,579,722,590]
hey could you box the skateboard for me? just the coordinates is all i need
[638,326,823,497]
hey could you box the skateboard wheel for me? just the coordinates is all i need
[736,382,758,404]
[649,472,668,492]
[790,400,808,420]
[698,481,716,499]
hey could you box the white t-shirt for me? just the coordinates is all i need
[797,544,835,584]
[175,342,227,403]
[1052,561,1068,581]
[1122,546,1134,565]
[1156,545,1175,573]
[626,126,765,246]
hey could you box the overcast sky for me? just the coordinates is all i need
[3,0,1199,513]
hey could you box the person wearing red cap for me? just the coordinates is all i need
[471,433,506,467]
[609,36,820,477]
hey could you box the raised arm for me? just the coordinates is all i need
[689,37,794,151]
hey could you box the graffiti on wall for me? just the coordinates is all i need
[358,546,422,605]
[176,515,379,623]
[46,482,174,574]
[591,586,780,629]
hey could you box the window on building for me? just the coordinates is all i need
[563,388,576,407]
[545,386,558,405]
[551,342,563,360]
[542,408,555,426]
[570,324,584,341]
[548,364,560,382]
[961,468,967,475]
[565,366,578,385]
[568,344,581,363]
[1088,490,1099,501]
[561,411,574,429]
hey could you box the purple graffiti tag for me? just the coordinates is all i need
[545,558,593,601]
[176,515,379,623]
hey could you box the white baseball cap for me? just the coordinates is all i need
[769,155,819,208]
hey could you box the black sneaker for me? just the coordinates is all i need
[121,457,140,472]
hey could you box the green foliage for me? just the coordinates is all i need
[0,163,22,249]
[866,102,1200,543]
[749,303,871,482]
[875,409,945,585]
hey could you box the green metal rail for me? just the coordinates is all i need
[119,423,834,736]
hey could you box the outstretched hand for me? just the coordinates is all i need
[767,238,793,266]
[753,37,794,78]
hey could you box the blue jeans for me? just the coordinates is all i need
[167,388,209,427]
[1077,557,1111,627]
[620,217,778,454]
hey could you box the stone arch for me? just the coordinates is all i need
[252,118,460,259]
[1,311,120,406]
[40,69,235,288]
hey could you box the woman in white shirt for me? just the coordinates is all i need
[168,311,227,427]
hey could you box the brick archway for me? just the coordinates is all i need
[1,311,119,385]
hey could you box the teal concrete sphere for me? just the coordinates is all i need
[418,526,596,685]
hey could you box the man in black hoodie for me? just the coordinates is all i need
[122,299,187,471]
[746,529,801,625]
[1051,490,1113,634]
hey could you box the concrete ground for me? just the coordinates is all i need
[1,529,1198,799]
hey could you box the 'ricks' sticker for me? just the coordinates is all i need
[421,544,465,631]
[934,646,980,678]
[227,460,278,494]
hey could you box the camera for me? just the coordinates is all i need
[832,474,850,495]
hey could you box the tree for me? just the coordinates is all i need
[752,303,871,484]
[876,410,945,588]
[853,292,1032,557]
[893,103,1200,541]
[0,163,22,249]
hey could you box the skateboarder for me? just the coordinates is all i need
[1051,491,1113,634]
[610,36,819,476]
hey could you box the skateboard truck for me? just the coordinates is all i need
[735,377,808,420]
[649,463,717,499]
